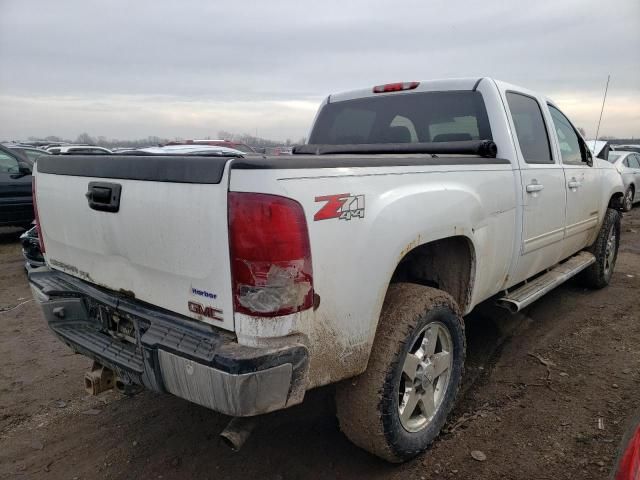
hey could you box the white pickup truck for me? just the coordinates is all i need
[30,77,624,462]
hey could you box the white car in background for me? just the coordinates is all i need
[608,150,640,211]
[132,145,245,156]
[613,144,640,154]
[47,145,112,155]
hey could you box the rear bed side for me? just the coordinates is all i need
[228,156,517,388]
[34,155,236,332]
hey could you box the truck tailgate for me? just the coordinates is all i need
[35,155,235,331]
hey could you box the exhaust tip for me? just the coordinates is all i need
[219,431,241,452]
[220,417,257,452]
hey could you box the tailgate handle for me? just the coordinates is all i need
[86,182,122,212]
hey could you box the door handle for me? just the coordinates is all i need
[568,178,581,189]
[526,183,544,193]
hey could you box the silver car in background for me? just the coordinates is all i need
[609,150,640,211]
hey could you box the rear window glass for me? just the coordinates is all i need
[309,91,492,145]
[608,152,622,163]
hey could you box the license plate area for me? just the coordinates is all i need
[96,305,138,345]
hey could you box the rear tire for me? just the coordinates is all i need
[335,283,465,462]
[580,208,620,289]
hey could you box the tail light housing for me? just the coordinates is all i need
[228,192,313,317]
[373,82,420,93]
[31,177,45,253]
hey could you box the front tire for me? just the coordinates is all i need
[580,208,621,289]
[335,283,465,462]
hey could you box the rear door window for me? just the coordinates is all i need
[629,155,640,168]
[506,92,552,164]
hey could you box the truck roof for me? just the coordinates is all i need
[328,77,557,107]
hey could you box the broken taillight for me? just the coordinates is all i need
[228,192,313,317]
[31,176,45,253]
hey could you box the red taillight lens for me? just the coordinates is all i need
[228,192,313,317]
[31,177,45,253]
[373,81,420,93]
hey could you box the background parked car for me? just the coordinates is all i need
[120,145,245,156]
[0,144,33,229]
[609,150,640,211]
[587,139,612,160]
[5,145,52,164]
[47,145,112,155]
[165,139,257,154]
[614,144,640,154]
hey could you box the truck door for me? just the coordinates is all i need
[504,91,567,285]
[547,104,601,258]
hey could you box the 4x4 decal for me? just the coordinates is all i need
[314,193,365,221]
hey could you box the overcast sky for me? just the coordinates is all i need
[1,0,638,142]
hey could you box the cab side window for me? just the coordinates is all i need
[506,92,552,164]
[0,151,19,174]
[548,105,583,165]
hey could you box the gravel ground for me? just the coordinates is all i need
[1,207,639,480]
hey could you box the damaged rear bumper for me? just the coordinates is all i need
[29,269,308,416]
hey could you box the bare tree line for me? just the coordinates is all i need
[25,132,306,148]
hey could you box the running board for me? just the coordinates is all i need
[497,251,596,313]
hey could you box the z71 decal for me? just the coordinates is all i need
[314,193,365,221]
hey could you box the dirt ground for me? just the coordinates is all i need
[1,208,639,480]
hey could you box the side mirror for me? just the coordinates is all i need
[18,162,32,175]
[584,151,593,167]
[578,139,593,167]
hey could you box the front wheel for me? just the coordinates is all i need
[580,208,621,289]
[335,283,465,462]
